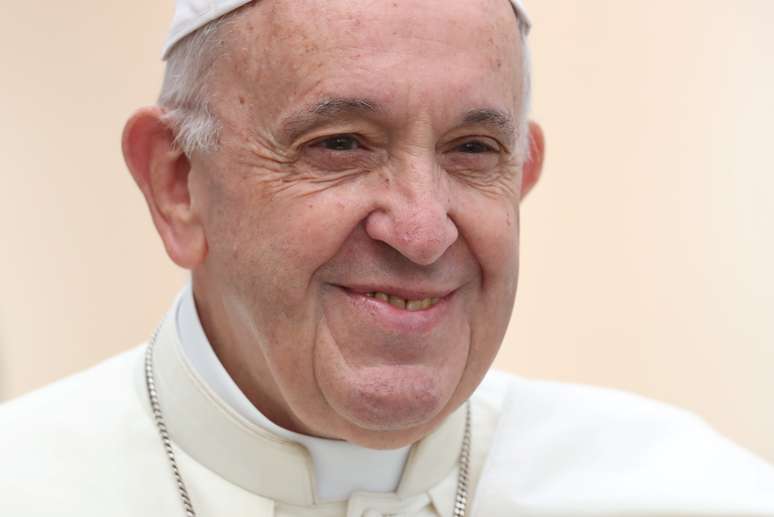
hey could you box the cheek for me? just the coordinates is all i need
[454,190,519,288]
[204,176,374,311]
[455,194,519,362]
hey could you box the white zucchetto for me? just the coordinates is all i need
[162,0,531,59]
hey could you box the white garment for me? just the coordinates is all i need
[473,375,774,515]
[176,284,411,502]
[1,297,773,516]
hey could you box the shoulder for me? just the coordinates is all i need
[0,346,168,515]
[475,368,706,432]
[475,368,691,417]
[0,345,148,431]
[472,369,774,515]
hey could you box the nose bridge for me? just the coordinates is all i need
[399,154,444,208]
[365,155,459,266]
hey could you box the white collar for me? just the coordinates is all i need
[175,283,411,502]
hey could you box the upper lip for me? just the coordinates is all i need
[340,284,456,300]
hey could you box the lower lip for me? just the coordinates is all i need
[339,288,454,334]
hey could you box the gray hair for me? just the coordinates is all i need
[158,10,532,160]
[158,15,230,155]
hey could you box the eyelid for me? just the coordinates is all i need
[306,133,368,150]
[446,135,503,153]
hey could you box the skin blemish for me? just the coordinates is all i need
[239,96,246,105]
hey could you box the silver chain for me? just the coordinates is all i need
[144,334,472,517]
[453,403,472,517]
[144,327,198,517]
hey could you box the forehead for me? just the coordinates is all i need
[257,0,518,47]
[217,0,523,121]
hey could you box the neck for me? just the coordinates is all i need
[191,274,310,434]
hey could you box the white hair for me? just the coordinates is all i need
[158,10,532,159]
[158,14,232,155]
[516,20,532,163]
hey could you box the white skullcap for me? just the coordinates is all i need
[162,0,531,59]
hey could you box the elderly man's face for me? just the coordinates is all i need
[188,0,534,446]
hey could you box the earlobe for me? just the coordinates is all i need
[520,121,545,199]
[121,107,207,269]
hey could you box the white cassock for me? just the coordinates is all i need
[1,285,773,516]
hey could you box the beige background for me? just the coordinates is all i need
[1,1,772,463]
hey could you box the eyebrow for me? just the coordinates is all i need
[279,97,381,142]
[461,108,517,144]
[278,98,517,144]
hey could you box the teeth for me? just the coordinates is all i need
[367,292,441,311]
[406,299,427,311]
[388,295,406,309]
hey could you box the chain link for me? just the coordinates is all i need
[145,330,197,517]
[453,403,472,517]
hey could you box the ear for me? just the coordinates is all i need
[520,121,545,199]
[121,107,207,269]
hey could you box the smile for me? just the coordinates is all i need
[364,292,441,311]
[335,284,456,335]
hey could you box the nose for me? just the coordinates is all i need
[364,161,459,266]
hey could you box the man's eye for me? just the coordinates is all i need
[314,135,361,151]
[456,140,497,154]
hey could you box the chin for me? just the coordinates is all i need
[318,363,457,435]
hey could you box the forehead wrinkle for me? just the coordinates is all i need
[279,96,383,141]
